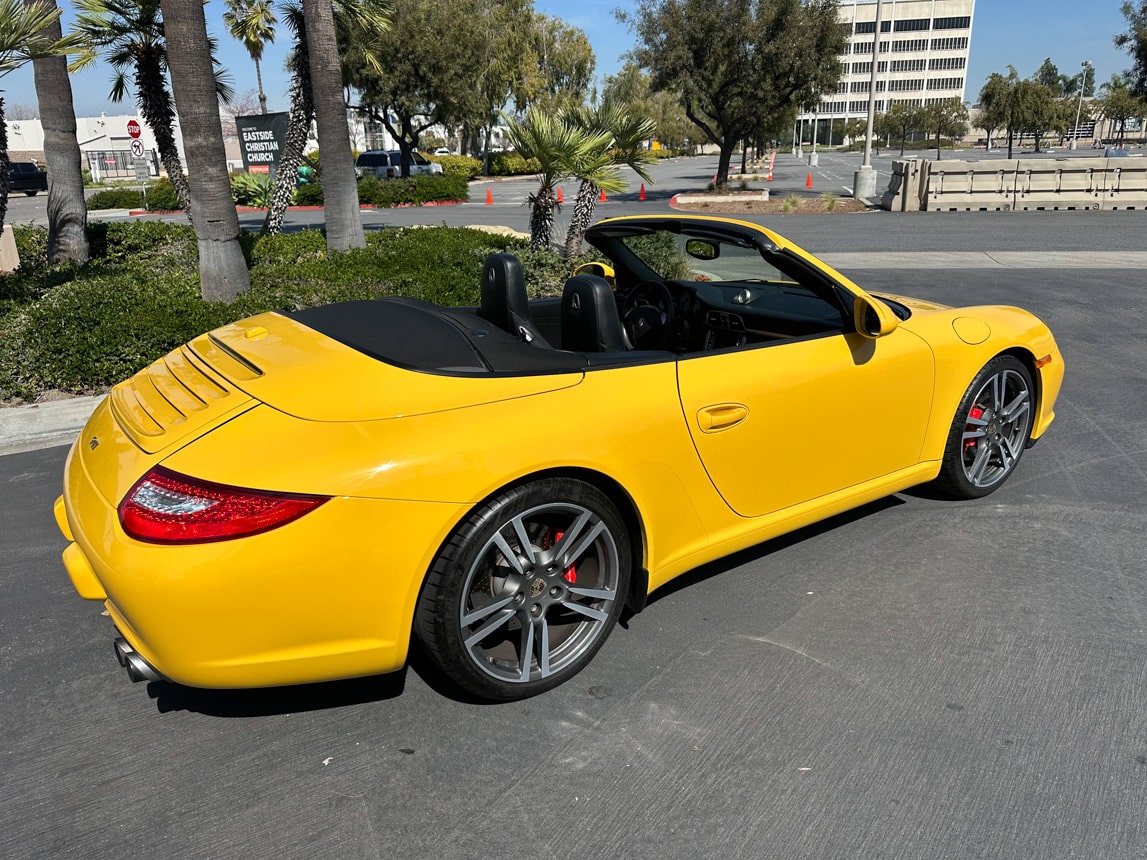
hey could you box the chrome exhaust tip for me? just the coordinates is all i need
[112,636,165,683]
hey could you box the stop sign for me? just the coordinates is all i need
[127,119,141,139]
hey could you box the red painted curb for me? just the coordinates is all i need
[668,194,680,210]
[128,199,465,217]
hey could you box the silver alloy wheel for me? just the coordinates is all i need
[960,367,1033,489]
[459,502,621,685]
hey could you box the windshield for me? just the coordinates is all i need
[617,230,791,285]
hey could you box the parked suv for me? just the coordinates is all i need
[10,161,48,196]
[355,150,443,179]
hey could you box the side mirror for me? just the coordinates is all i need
[572,261,616,287]
[853,295,899,338]
[685,239,719,260]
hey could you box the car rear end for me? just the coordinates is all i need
[54,321,465,689]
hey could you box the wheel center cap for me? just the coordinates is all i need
[529,578,547,598]
[987,421,1000,436]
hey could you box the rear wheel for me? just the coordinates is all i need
[935,355,1034,499]
[415,478,630,701]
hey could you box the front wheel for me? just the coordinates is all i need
[935,354,1034,499]
[24,190,39,197]
[415,478,631,701]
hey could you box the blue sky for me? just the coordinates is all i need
[1,0,1136,119]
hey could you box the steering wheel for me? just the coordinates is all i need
[622,281,676,350]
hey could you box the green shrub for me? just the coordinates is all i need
[429,154,483,180]
[357,174,468,206]
[86,186,145,210]
[0,273,230,399]
[293,181,324,205]
[486,151,541,176]
[231,172,274,207]
[144,177,181,211]
[0,221,584,401]
[11,224,48,269]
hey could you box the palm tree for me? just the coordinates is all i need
[303,0,364,250]
[26,0,89,264]
[71,0,233,217]
[0,0,80,234]
[261,1,312,235]
[223,0,276,114]
[160,0,250,301]
[260,0,387,236]
[563,104,656,258]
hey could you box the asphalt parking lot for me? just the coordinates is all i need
[2,198,1145,858]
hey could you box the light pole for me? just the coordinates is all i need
[1070,60,1092,151]
[853,0,886,199]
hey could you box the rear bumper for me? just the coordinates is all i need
[57,433,466,690]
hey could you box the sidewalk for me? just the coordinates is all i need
[0,395,101,457]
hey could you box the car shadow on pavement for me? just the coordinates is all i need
[145,669,409,717]
[638,495,905,611]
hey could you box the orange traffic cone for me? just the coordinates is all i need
[766,167,773,182]
[639,183,646,201]
[556,186,564,203]
[805,173,813,189]
[599,189,608,202]
[485,187,493,205]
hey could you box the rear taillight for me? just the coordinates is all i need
[119,466,329,544]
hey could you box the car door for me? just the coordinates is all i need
[676,326,934,518]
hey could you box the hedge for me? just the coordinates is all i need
[0,222,590,401]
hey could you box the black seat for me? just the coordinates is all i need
[478,253,547,345]
[560,275,631,353]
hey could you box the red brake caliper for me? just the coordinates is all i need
[965,406,984,451]
[554,530,577,584]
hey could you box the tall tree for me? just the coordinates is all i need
[348,0,481,178]
[161,0,249,300]
[875,102,924,155]
[0,0,79,233]
[522,14,595,114]
[27,0,89,264]
[1097,74,1146,143]
[304,0,364,250]
[223,0,276,114]
[602,61,703,151]
[72,0,233,216]
[1116,1,1147,96]
[921,98,969,159]
[261,1,311,235]
[623,0,846,188]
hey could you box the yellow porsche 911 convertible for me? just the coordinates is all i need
[55,215,1063,701]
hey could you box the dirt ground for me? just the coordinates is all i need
[674,194,871,215]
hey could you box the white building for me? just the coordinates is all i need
[797,0,976,144]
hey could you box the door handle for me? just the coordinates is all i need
[697,403,749,433]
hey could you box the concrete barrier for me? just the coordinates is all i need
[926,159,1016,211]
[882,157,1147,212]
[1101,159,1147,210]
[881,159,926,212]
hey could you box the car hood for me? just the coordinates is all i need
[189,311,584,424]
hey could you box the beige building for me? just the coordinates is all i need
[798,0,976,142]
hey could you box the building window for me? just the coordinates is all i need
[890,59,927,72]
[853,40,874,54]
[933,16,971,30]
[931,37,969,51]
[854,21,875,34]
[929,57,966,71]
[891,39,928,52]
[852,61,872,74]
[926,77,964,91]
[893,18,931,32]
[887,78,925,92]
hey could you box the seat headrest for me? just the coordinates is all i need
[561,275,629,353]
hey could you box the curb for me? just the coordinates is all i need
[0,396,101,457]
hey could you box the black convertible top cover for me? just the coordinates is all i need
[289,298,587,376]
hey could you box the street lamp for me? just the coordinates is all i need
[1071,60,1092,151]
[853,0,886,199]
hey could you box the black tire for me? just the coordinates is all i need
[415,478,631,701]
[24,190,39,197]
[935,354,1034,499]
